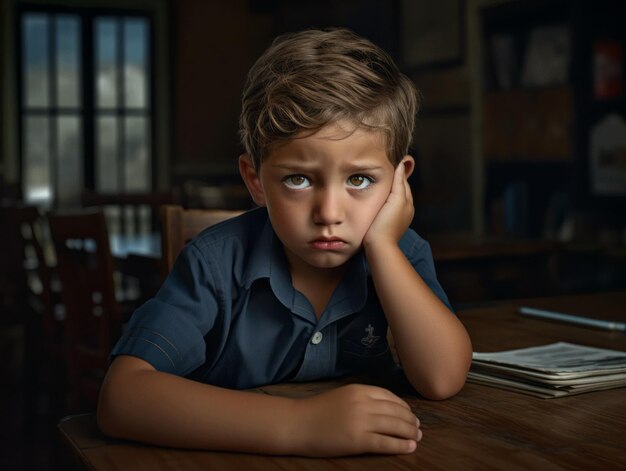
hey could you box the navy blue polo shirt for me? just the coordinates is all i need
[111,207,451,389]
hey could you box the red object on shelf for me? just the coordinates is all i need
[594,40,623,99]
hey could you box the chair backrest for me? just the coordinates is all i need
[48,210,120,355]
[160,205,244,278]
[18,210,62,345]
[48,210,120,409]
[0,204,70,416]
[27,214,68,362]
[81,190,176,237]
[0,204,41,322]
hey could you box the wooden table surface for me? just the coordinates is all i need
[58,291,626,470]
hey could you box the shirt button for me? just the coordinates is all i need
[311,332,323,345]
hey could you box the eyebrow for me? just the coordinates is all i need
[269,162,387,172]
[342,163,387,172]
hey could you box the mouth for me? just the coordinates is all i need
[310,237,347,250]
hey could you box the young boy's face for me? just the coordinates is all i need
[240,121,411,275]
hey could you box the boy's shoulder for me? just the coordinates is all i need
[190,206,269,248]
[180,207,276,286]
[399,227,429,249]
[183,207,273,267]
[397,228,436,264]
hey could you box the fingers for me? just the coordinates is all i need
[403,168,412,202]
[363,411,422,455]
[391,161,413,208]
[301,384,424,457]
[366,434,419,455]
[398,160,413,203]
[403,176,412,205]
[391,161,406,196]
[368,411,420,438]
[358,385,421,441]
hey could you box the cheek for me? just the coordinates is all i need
[267,189,297,211]
[369,181,393,210]
[362,201,384,223]
[265,196,304,230]
[353,190,389,227]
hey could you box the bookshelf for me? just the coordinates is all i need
[477,0,626,238]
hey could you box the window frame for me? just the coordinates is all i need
[16,3,157,207]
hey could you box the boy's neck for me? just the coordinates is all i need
[289,262,347,320]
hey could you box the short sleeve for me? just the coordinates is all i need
[111,242,223,376]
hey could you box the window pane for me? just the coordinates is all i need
[23,14,50,108]
[96,116,119,191]
[57,116,82,206]
[23,116,52,205]
[56,16,81,108]
[124,18,148,109]
[95,18,118,108]
[124,116,150,191]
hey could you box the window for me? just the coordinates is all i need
[19,9,152,207]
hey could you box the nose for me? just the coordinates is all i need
[312,186,344,226]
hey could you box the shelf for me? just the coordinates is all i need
[588,96,626,114]
[482,87,573,161]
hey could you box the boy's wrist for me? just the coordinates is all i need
[363,235,400,259]
[273,397,309,455]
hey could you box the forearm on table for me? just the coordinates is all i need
[97,355,298,454]
[366,243,472,399]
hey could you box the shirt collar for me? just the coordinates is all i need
[241,211,278,288]
[241,209,370,318]
[322,251,369,324]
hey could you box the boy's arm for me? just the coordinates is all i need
[97,355,422,456]
[363,160,473,400]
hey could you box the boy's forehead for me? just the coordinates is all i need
[262,122,392,167]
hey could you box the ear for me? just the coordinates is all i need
[400,155,415,179]
[239,154,267,207]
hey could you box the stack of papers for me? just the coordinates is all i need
[468,342,626,398]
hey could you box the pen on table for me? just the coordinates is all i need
[518,306,626,332]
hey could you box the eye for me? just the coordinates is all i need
[347,175,373,189]
[282,175,311,190]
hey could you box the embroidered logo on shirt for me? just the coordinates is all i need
[361,324,380,347]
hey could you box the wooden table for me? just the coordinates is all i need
[58,291,626,470]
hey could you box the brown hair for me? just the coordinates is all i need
[240,28,419,168]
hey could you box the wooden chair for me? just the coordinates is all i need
[160,205,244,278]
[0,205,43,403]
[0,204,67,418]
[0,205,38,326]
[0,204,61,347]
[48,210,122,411]
[28,214,70,415]
[82,190,176,304]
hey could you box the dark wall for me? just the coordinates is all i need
[172,0,400,179]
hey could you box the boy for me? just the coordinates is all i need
[98,28,472,457]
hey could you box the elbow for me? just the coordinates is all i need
[420,336,473,400]
[96,355,161,443]
[96,384,118,437]
[409,354,472,400]
[96,410,115,438]
[417,376,467,401]
[96,376,128,439]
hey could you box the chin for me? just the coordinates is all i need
[304,253,353,269]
